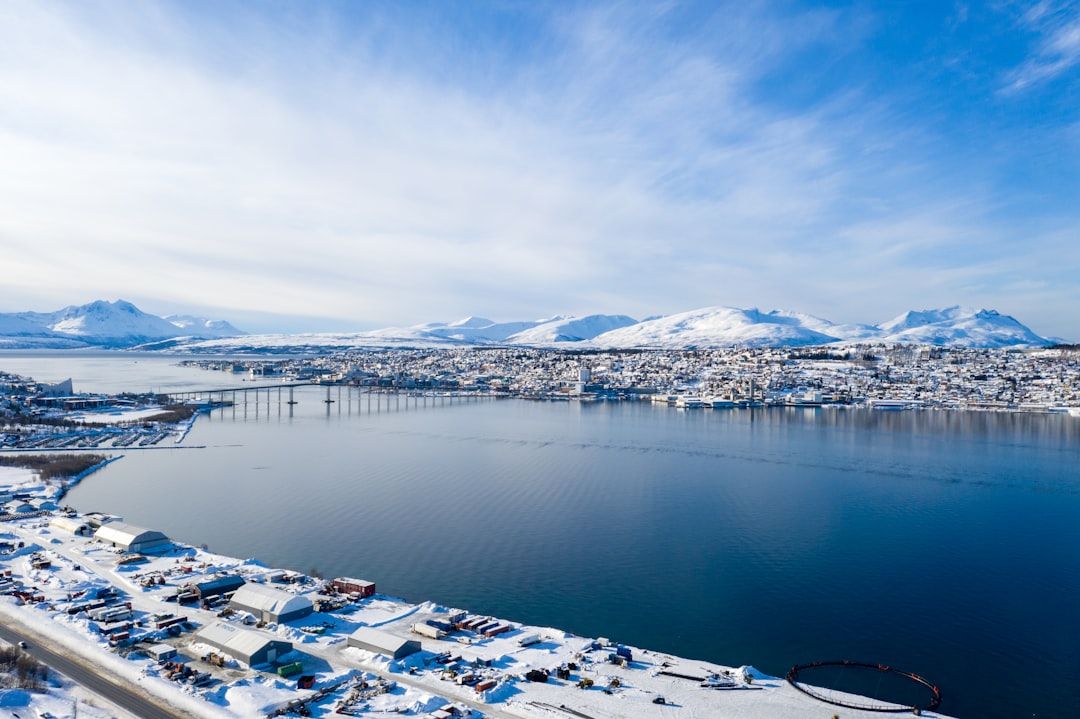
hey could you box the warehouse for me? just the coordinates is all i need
[194,575,246,600]
[93,522,171,553]
[48,516,92,536]
[230,582,313,624]
[347,627,421,660]
[194,622,292,667]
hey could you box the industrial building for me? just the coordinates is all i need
[229,582,313,624]
[194,622,292,667]
[194,575,246,600]
[347,627,421,660]
[48,516,92,536]
[328,577,376,598]
[93,522,171,553]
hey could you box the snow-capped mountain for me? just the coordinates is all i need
[582,307,839,349]
[874,307,1048,347]
[423,317,557,343]
[507,314,639,345]
[0,300,1056,351]
[0,300,245,348]
[164,314,246,339]
[581,306,1051,349]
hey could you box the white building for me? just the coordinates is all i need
[194,622,292,667]
[229,583,313,624]
[347,626,421,660]
[93,522,170,553]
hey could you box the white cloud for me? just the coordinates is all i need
[1003,1,1080,91]
[0,1,1076,338]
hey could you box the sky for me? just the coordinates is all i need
[1,1,1079,339]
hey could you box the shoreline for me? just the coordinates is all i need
[0,462,953,719]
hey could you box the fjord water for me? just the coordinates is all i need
[15,356,1079,718]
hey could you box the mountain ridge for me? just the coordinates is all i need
[0,300,1058,350]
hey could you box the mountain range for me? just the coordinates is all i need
[0,300,1059,351]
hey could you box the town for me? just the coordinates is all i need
[4,345,1079,451]
[181,345,1080,412]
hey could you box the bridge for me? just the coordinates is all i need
[164,382,500,418]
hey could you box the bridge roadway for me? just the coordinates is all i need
[164,381,316,401]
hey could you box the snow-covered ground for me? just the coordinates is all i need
[0,466,953,719]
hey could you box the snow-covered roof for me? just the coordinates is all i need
[230,582,312,617]
[196,621,289,658]
[93,521,168,546]
[48,516,89,534]
[348,626,421,657]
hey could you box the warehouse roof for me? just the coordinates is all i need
[195,621,289,659]
[231,582,312,617]
[93,521,168,546]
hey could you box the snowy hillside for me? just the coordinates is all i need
[507,314,639,345]
[583,307,840,349]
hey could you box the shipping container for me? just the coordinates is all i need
[277,662,304,677]
[483,624,510,638]
[517,633,540,647]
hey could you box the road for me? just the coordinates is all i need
[0,620,186,719]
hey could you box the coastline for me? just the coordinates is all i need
[0,462,953,719]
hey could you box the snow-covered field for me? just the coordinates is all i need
[0,466,952,719]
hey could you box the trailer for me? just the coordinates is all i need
[518,632,542,647]
[412,622,447,640]
[90,605,132,622]
[154,614,187,630]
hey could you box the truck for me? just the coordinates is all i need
[517,633,541,647]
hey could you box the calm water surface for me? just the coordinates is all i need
[4,354,1079,718]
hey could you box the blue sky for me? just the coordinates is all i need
[1,1,1078,338]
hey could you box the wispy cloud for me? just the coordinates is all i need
[1003,0,1080,91]
[0,1,1077,337]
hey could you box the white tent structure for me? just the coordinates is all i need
[229,583,313,624]
[93,522,170,553]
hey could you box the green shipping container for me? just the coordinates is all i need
[277,662,303,677]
